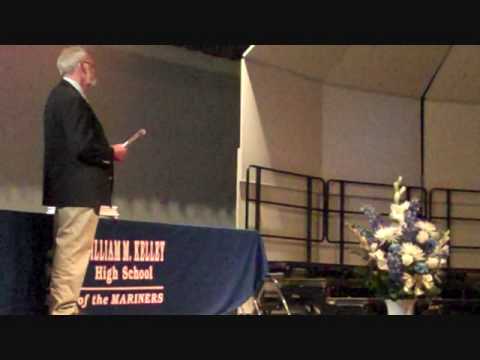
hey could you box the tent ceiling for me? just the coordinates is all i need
[246,45,351,82]
[246,45,480,102]
[325,45,450,98]
[427,46,480,103]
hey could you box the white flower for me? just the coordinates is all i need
[426,257,440,270]
[401,243,425,262]
[416,221,440,240]
[402,254,414,267]
[430,232,440,241]
[440,259,447,267]
[423,275,434,291]
[393,177,406,204]
[357,235,368,249]
[403,286,413,295]
[433,232,450,256]
[370,243,378,252]
[423,274,433,282]
[415,287,425,297]
[416,230,430,244]
[439,246,449,256]
[371,250,389,271]
[375,226,402,242]
[440,231,450,245]
[416,221,437,233]
[348,224,371,251]
[403,273,415,290]
[390,202,410,224]
[377,259,389,271]
[374,250,385,260]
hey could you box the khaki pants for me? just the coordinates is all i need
[49,207,99,316]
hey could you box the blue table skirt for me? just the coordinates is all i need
[0,210,268,315]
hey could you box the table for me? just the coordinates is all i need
[0,210,268,315]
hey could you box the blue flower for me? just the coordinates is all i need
[403,228,419,243]
[355,227,374,244]
[406,200,422,222]
[387,253,403,282]
[424,240,436,254]
[361,206,383,232]
[414,262,429,275]
[389,244,401,255]
[398,200,427,245]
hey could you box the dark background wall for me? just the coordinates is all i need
[0,45,240,228]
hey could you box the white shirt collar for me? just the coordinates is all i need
[63,76,87,101]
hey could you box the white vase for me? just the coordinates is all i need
[385,299,416,315]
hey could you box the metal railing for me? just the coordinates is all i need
[245,165,480,269]
[326,179,427,265]
[429,188,480,268]
[245,165,326,264]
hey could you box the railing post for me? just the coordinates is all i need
[306,177,313,265]
[428,190,434,222]
[255,167,262,232]
[422,188,428,218]
[339,181,346,266]
[446,190,452,269]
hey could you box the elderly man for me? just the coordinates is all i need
[43,46,128,315]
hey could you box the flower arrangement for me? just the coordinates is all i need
[348,177,450,300]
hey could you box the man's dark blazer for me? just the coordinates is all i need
[43,80,114,209]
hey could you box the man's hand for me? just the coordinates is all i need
[112,144,128,162]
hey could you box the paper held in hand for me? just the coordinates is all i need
[99,206,120,219]
[46,206,120,219]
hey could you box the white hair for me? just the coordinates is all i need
[56,46,88,76]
